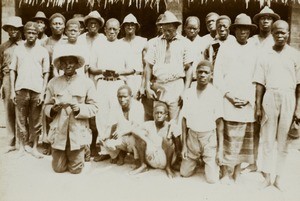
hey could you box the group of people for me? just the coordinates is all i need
[1,6,299,191]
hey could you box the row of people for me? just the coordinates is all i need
[0,7,299,190]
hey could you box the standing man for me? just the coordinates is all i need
[145,11,194,170]
[89,18,135,162]
[180,61,223,184]
[32,11,49,44]
[251,6,280,49]
[243,6,280,173]
[78,11,105,157]
[0,16,23,153]
[213,14,257,184]
[120,13,148,98]
[253,20,300,191]
[44,45,98,174]
[204,15,235,66]
[10,22,50,158]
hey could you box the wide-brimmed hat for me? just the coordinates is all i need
[84,11,105,28]
[156,11,181,26]
[73,14,84,23]
[121,14,140,30]
[53,45,85,70]
[32,11,49,24]
[155,14,164,25]
[2,16,23,32]
[230,13,257,31]
[253,6,280,24]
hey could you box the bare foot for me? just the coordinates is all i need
[117,156,125,166]
[221,176,234,185]
[43,146,52,155]
[166,167,176,178]
[129,163,148,175]
[274,179,285,192]
[3,146,16,154]
[259,179,272,190]
[30,150,44,159]
[241,164,257,173]
[24,145,32,153]
[110,157,118,164]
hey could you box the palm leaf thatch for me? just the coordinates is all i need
[17,0,300,11]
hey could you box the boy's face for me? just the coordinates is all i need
[60,56,78,76]
[117,88,131,109]
[66,24,80,43]
[196,65,212,86]
[154,106,168,123]
[25,29,38,43]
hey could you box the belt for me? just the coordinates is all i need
[99,77,120,81]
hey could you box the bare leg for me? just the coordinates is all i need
[260,172,272,189]
[129,136,148,175]
[30,137,44,159]
[171,136,182,171]
[233,164,242,183]
[15,143,26,158]
[221,166,234,185]
[274,175,285,191]
[162,138,175,178]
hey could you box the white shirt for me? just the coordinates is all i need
[182,84,223,132]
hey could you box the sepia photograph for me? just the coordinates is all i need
[0,0,300,201]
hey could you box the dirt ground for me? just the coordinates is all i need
[0,100,300,201]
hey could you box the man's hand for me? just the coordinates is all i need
[10,91,16,105]
[136,87,145,100]
[181,145,188,160]
[145,87,157,100]
[70,104,80,112]
[225,92,248,108]
[178,91,186,108]
[111,130,125,140]
[51,103,64,113]
[255,105,263,123]
[37,93,44,106]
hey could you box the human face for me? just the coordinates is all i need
[87,19,100,35]
[217,19,230,41]
[156,24,163,36]
[162,23,177,41]
[105,21,120,42]
[50,17,65,35]
[235,27,250,44]
[61,56,78,76]
[184,20,200,41]
[7,26,20,40]
[259,16,273,32]
[206,16,218,33]
[66,24,80,43]
[196,65,211,87]
[36,19,46,33]
[124,23,136,35]
[153,106,168,123]
[117,88,131,109]
[272,24,289,47]
[24,29,38,44]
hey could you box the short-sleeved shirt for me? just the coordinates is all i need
[9,42,50,93]
[120,36,147,72]
[253,45,300,90]
[145,34,193,83]
[0,39,23,78]
[181,84,223,132]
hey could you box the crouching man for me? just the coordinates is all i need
[44,45,98,174]
[180,61,224,184]
[130,102,179,178]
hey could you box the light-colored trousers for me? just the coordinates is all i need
[259,89,295,176]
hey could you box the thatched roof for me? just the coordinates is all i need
[18,0,300,11]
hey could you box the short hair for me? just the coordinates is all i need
[271,20,289,32]
[24,21,39,32]
[154,101,169,113]
[49,13,66,24]
[205,12,219,21]
[105,18,120,28]
[66,19,80,29]
[117,85,132,96]
[196,60,213,71]
[184,16,200,27]
[216,15,231,25]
